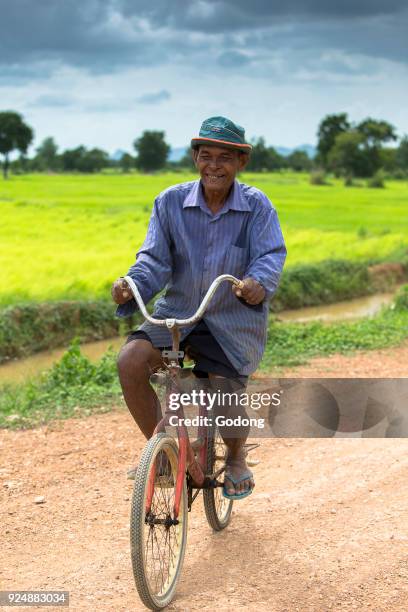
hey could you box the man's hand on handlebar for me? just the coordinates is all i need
[111,278,132,305]
[112,273,264,311]
[232,277,266,305]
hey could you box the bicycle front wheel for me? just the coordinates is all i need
[130,433,188,610]
[203,427,233,531]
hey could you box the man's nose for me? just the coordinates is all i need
[208,158,220,170]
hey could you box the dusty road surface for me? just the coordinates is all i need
[1,345,408,611]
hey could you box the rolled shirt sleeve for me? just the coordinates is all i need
[245,197,287,300]
[116,196,173,317]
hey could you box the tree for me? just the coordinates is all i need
[286,150,312,172]
[177,148,195,170]
[61,146,86,172]
[268,147,286,171]
[396,136,408,171]
[61,145,109,173]
[0,111,34,178]
[119,152,135,172]
[379,148,397,173]
[317,113,350,167]
[133,131,170,172]
[357,118,397,149]
[80,148,109,173]
[356,118,397,176]
[246,137,271,171]
[328,130,366,178]
[246,138,285,171]
[35,137,60,171]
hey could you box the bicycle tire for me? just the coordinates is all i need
[130,433,188,610]
[203,427,233,531]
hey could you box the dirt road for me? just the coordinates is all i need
[1,344,408,611]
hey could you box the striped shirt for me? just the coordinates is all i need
[116,179,286,375]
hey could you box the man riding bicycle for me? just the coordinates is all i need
[112,116,286,500]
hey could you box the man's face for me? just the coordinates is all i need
[192,145,248,193]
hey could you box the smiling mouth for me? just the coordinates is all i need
[205,174,224,180]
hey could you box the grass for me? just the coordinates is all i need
[0,341,122,429]
[1,172,407,305]
[1,287,407,429]
[261,308,408,370]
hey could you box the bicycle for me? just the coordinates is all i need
[122,273,259,610]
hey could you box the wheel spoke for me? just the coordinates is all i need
[137,440,186,602]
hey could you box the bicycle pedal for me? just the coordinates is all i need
[247,458,260,467]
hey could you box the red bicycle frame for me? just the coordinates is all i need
[145,331,211,518]
[122,273,244,520]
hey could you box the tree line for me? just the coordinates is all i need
[1,110,408,179]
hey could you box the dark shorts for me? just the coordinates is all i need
[126,320,248,386]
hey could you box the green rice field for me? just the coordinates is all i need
[1,172,407,306]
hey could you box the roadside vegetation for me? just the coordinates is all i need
[1,286,407,430]
[0,300,140,363]
[261,285,408,370]
[0,341,121,429]
[1,252,406,363]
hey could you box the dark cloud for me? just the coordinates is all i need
[0,0,407,82]
[119,0,408,31]
[0,61,58,85]
[242,14,408,68]
[0,0,168,74]
[136,90,171,104]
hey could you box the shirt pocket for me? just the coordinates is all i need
[224,244,248,278]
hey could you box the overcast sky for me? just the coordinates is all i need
[1,0,407,153]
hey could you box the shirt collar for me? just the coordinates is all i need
[183,179,251,212]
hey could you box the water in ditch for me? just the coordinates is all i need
[0,289,397,384]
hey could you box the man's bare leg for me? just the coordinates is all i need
[208,374,255,497]
[117,339,164,439]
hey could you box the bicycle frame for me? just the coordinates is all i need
[123,274,244,519]
[150,373,210,518]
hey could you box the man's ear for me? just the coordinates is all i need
[191,148,199,167]
[238,152,250,171]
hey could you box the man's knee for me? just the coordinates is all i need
[117,339,161,381]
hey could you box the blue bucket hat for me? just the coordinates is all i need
[191,116,252,153]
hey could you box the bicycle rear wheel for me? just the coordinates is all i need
[130,433,188,610]
[203,427,233,531]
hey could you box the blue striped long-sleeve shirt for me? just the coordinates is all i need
[116,179,286,375]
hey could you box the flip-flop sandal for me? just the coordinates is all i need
[222,470,254,500]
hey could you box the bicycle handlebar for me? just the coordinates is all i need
[122,274,244,329]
